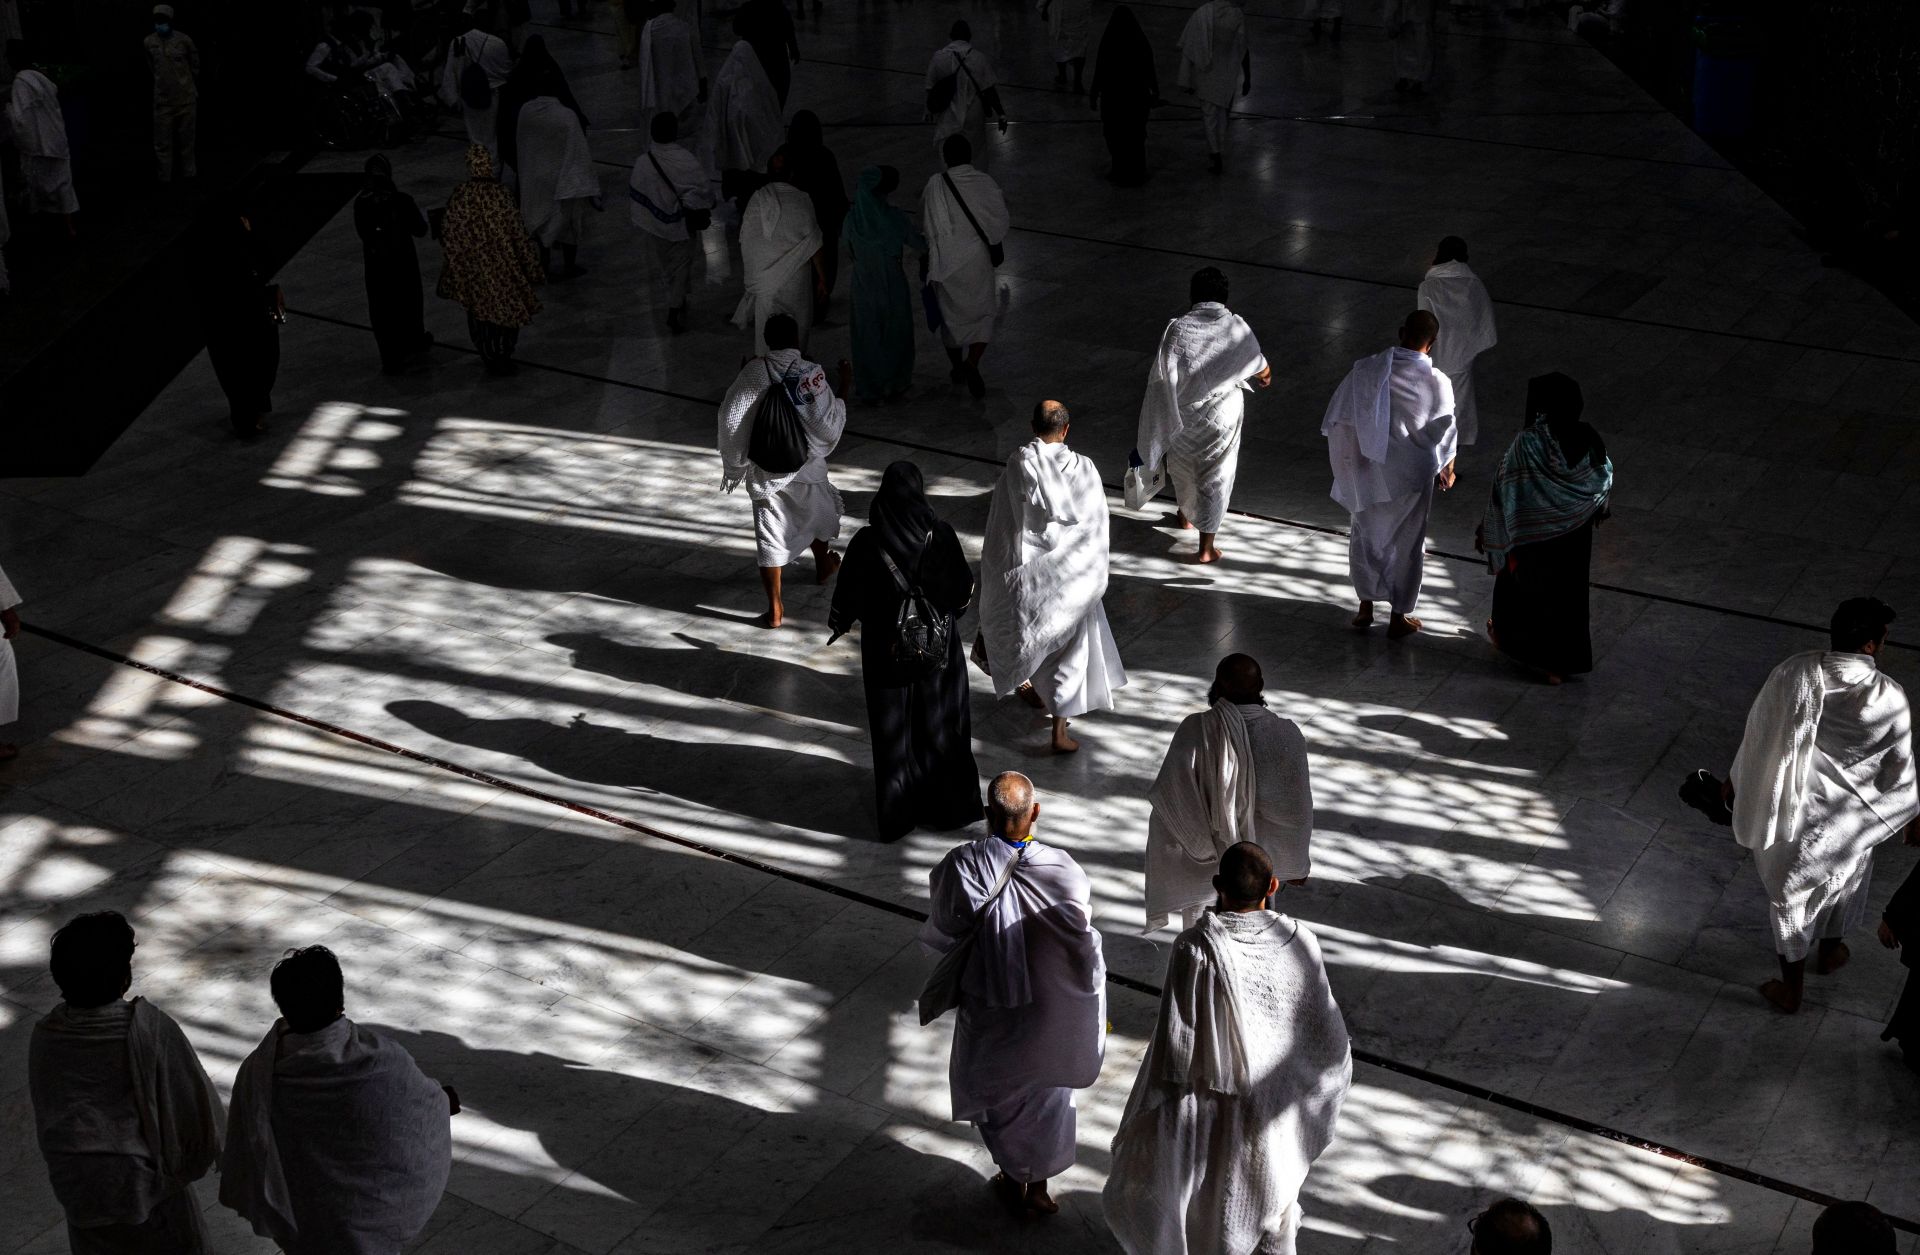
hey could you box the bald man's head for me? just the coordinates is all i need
[1209,653,1264,706]
[1031,399,1071,441]
[1214,842,1276,909]
[1400,309,1440,352]
[986,771,1038,838]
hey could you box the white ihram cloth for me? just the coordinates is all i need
[921,163,1008,347]
[717,348,845,566]
[30,999,224,1235]
[732,182,821,353]
[1321,347,1456,615]
[1041,0,1092,62]
[1416,260,1497,445]
[639,13,702,122]
[926,40,996,160]
[0,562,18,724]
[1105,910,1352,1255]
[1177,0,1246,109]
[1730,650,1918,961]
[978,439,1127,719]
[515,97,598,248]
[10,69,79,215]
[709,41,782,173]
[628,140,713,242]
[920,836,1107,1182]
[221,1017,451,1255]
[1144,702,1314,933]
[1136,302,1268,532]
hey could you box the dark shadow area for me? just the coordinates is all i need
[548,630,868,730]
[3,169,360,473]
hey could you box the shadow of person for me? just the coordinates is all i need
[384,699,884,840]
[367,1025,1119,1253]
[546,629,866,730]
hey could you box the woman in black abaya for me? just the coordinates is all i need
[829,461,983,841]
[1087,6,1158,186]
[354,154,432,373]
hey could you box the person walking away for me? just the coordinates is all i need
[628,111,714,333]
[921,135,1008,398]
[188,201,282,437]
[1176,0,1248,173]
[638,0,703,133]
[1476,372,1613,683]
[8,49,79,235]
[1877,833,1920,1072]
[1038,0,1091,94]
[29,911,224,1255]
[1105,842,1351,1255]
[733,157,825,355]
[828,460,983,839]
[1320,310,1457,638]
[921,772,1106,1217]
[773,111,848,320]
[1726,597,1918,1013]
[1416,235,1497,446]
[732,0,798,105]
[1143,656,1313,933]
[977,400,1128,753]
[843,165,924,403]
[439,17,511,160]
[354,155,432,373]
[716,314,849,627]
[1087,7,1158,186]
[925,22,1007,171]
[145,6,199,182]
[508,54,599,280]
[221,946,457,1255]
[437,144,544,375]
[1131,266,1270,563]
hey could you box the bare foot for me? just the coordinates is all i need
[815,551,842,585]
[1815,941,1851,975]
[1351,601,1374,630]
[1016,683,1046,711]
[1387,614,1423,640]
[1024,1182,1059,1215]
[761,605,784,629]
[1051,719,1080,754]
[1174,510,1193,530]
[0,743,17,762]
[1486,617,1500,649]
[1194,545,1222,564]
[1759,979,1802,1013]
[1544,672,1564,686]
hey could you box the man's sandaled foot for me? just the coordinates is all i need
[1351,601,1375,630]
[815,551,842,584]
[1387,614,1422,639]
[1024,1182,1059,1215]
[1759,979,1802,1013]
[1815,941,1851,976]
[1016,683,1046,711]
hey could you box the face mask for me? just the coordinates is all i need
[154,22,171,34]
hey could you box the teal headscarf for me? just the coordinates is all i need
[844,165,910,256]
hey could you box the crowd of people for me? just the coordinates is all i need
[8,1,1920,1251]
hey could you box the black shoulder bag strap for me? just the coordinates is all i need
[941,172,1002,265]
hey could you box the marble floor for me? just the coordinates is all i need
[4,1,1920,1251]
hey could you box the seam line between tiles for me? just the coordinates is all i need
[20,617,1917,1233]
[276,304,1920,654]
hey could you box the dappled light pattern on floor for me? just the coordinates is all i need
[5,0,1920,1251]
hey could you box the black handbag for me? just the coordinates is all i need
[877,531,951,679]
